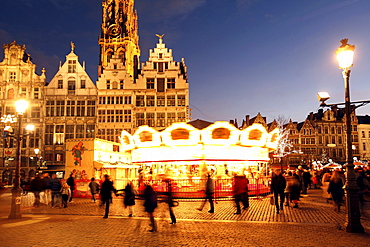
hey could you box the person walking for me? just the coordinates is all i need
[30,174,45,207]
[49,174,62,207]
[165,179,177,224]
[123,182,136,217]
[143,184,158,232]
[302,170,312,194]
[60,182,71,208]
[88,177,100,203]
[232,174,249,214]
[100,175,116,218]
[41,173,51,206]
[270,169,286,214]
[327,170,344,212]
[197,173,215,213]
[66,174,76,203]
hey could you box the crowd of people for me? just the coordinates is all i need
[13,164,370,232]
[270,165,370,214]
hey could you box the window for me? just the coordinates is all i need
[124,110,131,123]
[177,95,186,106]
[157,96,165,106]
[98,110,106,123]
[86,125,95,138]
[167,78,175,89]
[33,88,39,99]
[136,95,145,107]
[331,127,335,134]
[146,78,155,89]
[29,128,40,148]
[146,95,155,107]
[55,153,64,162]
[20,87,26,98]
[68,60,76,73]
[116,96,123,104]
[31,107,41,118]
[362,131,365,138]
[157,113,165,127]
[58,80,63,89]
[107,110,114,123]
[106,80,111,89]
[55,125,64,145]
[76,125,84,138]
[338,136,342,144]
[124,96,132,104]
[66,100,75,116]
[167,112,176,125]
[45,125,53,145]
[80,80,86,89]
[76,101,85,116]
[338,127,342,134]
[167,95,175,106]
[115,110,123,122]
[66,125,74,140]
[68,80,76,94]
[56,101,65,116]
[87,101,96,117]
[9,72,16,82]
[120,80,124,89]
[147,113,155,127]
[136,113,145,126]
[178,112,186,121]
[158,53,163,59]
[46,101,55,117]
[99,97,106,105]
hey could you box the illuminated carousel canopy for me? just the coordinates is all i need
[120,121,280,164]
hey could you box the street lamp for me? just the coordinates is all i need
[8,99,29,219]
[34,148,40,167]
[335,39,364,233]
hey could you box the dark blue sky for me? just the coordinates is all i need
[1,0,370,123]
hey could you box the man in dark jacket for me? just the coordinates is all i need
[49,174,62,207]
[100,175,116,218]
[30,174,45,207]
[233,175,249,214]
[270,169,287,214]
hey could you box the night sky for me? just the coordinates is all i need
[1,0,370,124]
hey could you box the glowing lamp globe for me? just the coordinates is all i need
[335,39,355,69]
[15,100,29,115]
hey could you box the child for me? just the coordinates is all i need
[61,182,71,208]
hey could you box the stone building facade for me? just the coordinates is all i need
[0,41,46,184]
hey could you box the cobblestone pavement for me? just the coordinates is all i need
[1,188,370,246]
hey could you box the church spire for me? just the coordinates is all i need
[98,0,140,78]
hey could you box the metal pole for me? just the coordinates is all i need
[8,114,22,219]
[343,69,364,233]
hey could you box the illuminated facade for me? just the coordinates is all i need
[96,0,189,142]
[44,44,98,172]
[0,41,46,183]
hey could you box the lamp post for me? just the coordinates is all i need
[34,148,40,168]
[335,39,364,233]
[8,99,29,219]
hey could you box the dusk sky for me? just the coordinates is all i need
[1,0,370,124]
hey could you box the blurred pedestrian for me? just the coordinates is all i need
[123,181,136,217]
[67,173,76,203]
[30,174,45,207]
[100,174,117,218]
[49,174,62,207]
[302,170,312,194]
[290,173,301,208]
[41,173,51,205]
[165,179,177,224]
[143,184,158,232]
[232,174,249,214]
[356,169,368,205]
[61,182,71,208]
[88,177,100,203]
[270,169,286,214]
[327,171,344,212]
[197,173,215,213]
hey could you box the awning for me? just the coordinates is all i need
[94,161,140,169]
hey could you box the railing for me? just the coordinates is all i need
[116,177,272,201]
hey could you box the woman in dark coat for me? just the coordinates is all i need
[165,179,177,224]
[143,184,158,232]
[327,171,344,212]
[123,182,135,217]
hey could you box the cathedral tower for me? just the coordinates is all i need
[98,0,140,78]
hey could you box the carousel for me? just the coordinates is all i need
[119,121,279,199]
